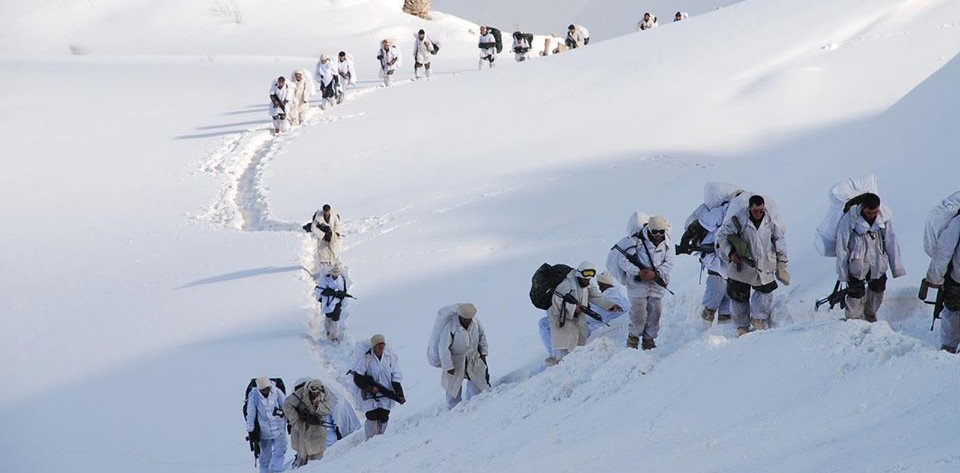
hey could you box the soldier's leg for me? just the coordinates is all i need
[424,62,431,79]
[845,277,866,320]
[642,297,662,349]
[267,433,287,473]
[701,272,724,323]
[414,62,422,79]
[750,281,777,329]
[538,316,552,356]
[727,279,752,332]
[942,276,960,352]
[627,294,649,348]
[446,385,463,409]
[864,275,887,322]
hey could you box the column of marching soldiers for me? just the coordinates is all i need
[242,182,960,470]
[264,12,683,135]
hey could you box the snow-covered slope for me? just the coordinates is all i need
[1,0,959,472]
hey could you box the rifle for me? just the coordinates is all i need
[269,93,286,113]
[560,292,609,326]
[611,242,674,294]
[919,279,946,331]
[318,287,355,300]
[245,424,261,466]
[815,281,848,311]
[347,370,406,404]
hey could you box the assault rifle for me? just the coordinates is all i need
[318,287,355,300]
[245,424,261,466]
[269,93,286,113]
[347,370,405,404]
[611,243,674,295]
[918,279,946,331]
[815,281,848,311]
[560,292,610,326]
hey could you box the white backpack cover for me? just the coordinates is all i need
[813,175,879,257]
[426,305,459,368]
[703,182,744,210]
[923,191,960,257]
[606,212,650,285]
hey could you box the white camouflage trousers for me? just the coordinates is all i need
[731,291,774,329]
[257,434,287,473]
[703,273,731,315]
[364,419,388,439]
[628,295,662,341]
[941,309,960,350]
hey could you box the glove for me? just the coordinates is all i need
[633,273,644,282]
[776,261,790,286]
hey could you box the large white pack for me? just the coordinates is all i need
[814,175,879,257]
[923,191,960,257]
[426,305,458,368]
[703,182,744,210]
[606,212,649,285]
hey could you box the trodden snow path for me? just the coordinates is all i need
[194,81,404,418]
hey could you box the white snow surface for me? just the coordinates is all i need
[2,0,960,472]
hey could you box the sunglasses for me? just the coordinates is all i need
[579,269,597,278]
[649,229,666,235]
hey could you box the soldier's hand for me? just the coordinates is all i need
[610,304,624,312]
[640,269,656,281]
[730,253,742,264]
[370,386,380,394]
[446,369,455,375]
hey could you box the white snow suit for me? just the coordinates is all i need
[377,44,400,86]
[268,80,290,133]
[245,383,288,473]
[616,227,674,342]
[439,317,489,408]
[289,69,314,126]
[310,209,342,268]
[351,346,403,438]
[926,216,960,350]
[315,273,349,341]
[686,201,734,315]
[512,35,531,62]
[315,59,340,108]
[413,34,438,79]
[478,32,497,67]
[547,270,618,355]
[638,16,659,31]
[565,28,585,49]
[835,205,906,321]
[338,55,357,87]
[717,208,788,328]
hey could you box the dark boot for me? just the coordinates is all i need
[717,313,732,323]
[641,338,656,350]
[942,345,958,354]
[626,335,639,349]
[864,313,877,323]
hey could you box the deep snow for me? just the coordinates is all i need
[2,0,960,472]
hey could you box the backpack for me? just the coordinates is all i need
[430,40,440,54]
[426,305,459,367]
[923,191,960,257]
[488,27,503,53]
[530,263,573,309]
[814,175,879,257]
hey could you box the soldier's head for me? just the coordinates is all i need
[322,204,332,217]
[860,193,881,222]
[338,51,347,62]
[597,272,616,292]
[480,26,489,35]
[329,266,342,280]
[306,380,325,401]
[675,12,684,21]
[647,215,670,244]
[370,334,386,357]
[457,303,477,327]
[748,195,766,220]
[255,377,272,397]
[568,24,576,32]
[294,71,303,82]
[276,76,286,85]
[381,39,390,49]
[576,261,598,288]
[418,29,425,39]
